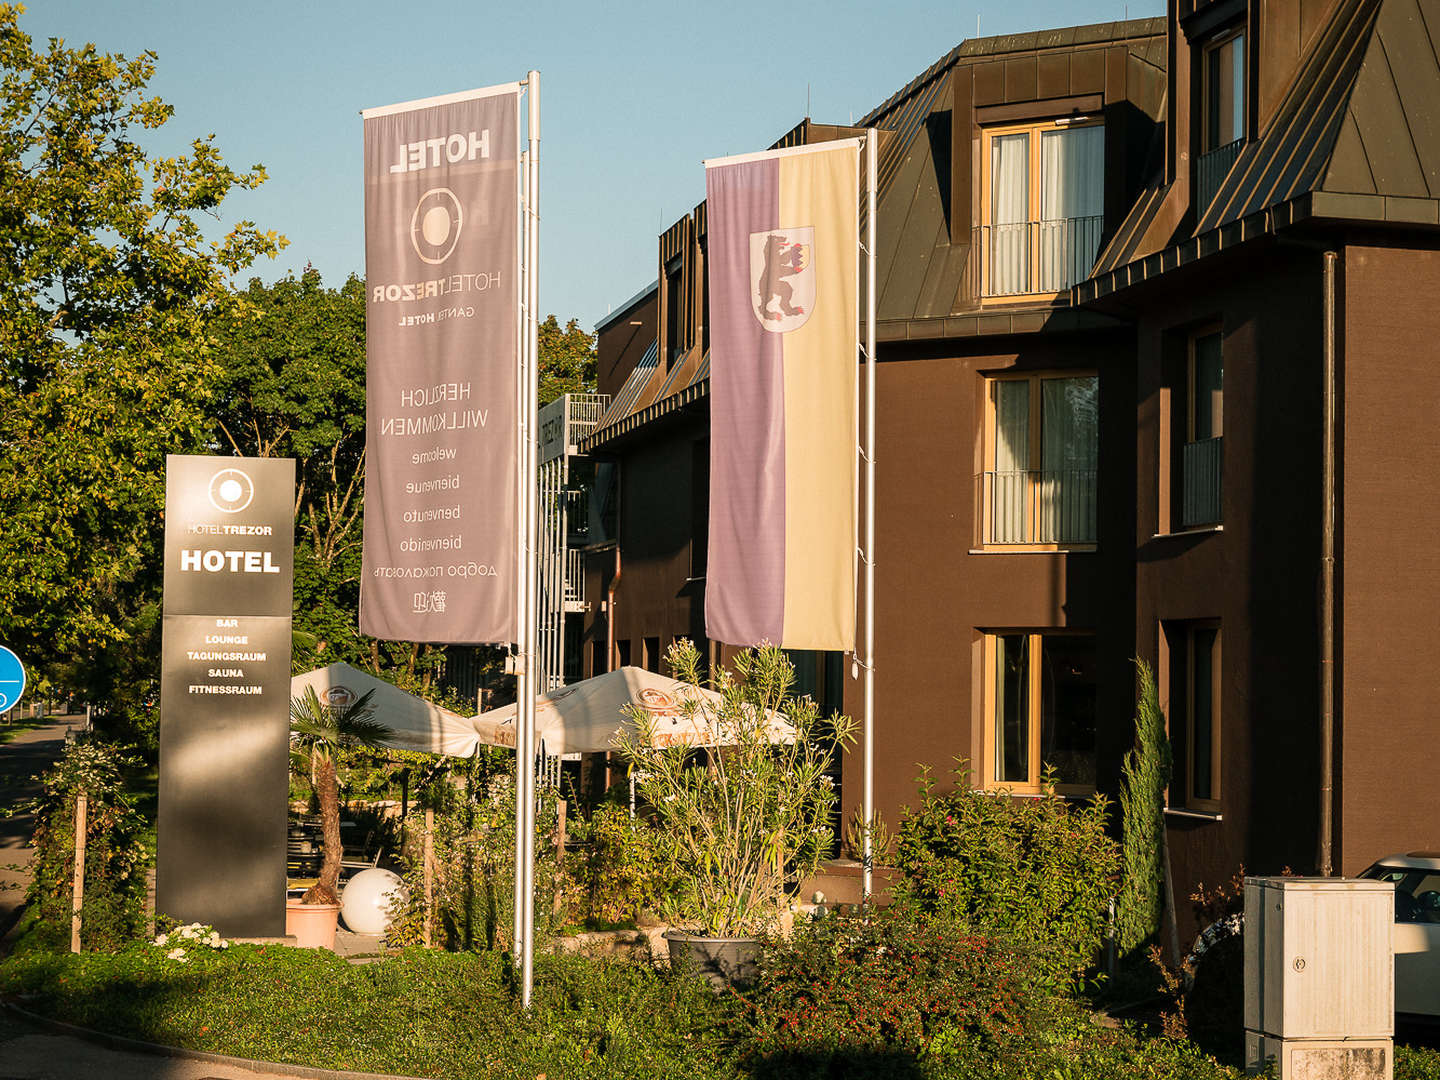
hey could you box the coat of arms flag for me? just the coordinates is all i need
[703,139,860,650]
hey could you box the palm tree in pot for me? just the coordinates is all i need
[289,686,392,907]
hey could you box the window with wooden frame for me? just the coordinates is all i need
[981,372,1098,548]
[981,631,1097,795]
[662,254,684,369]
[1180,328,1223,526]
[1202,29,1245,153]
[980,118,1105,299]
[1197,28,1245,206]
[1164,621,1221,811]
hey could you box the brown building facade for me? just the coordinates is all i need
[581,0,1440,932]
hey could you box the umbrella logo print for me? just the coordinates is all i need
[208,468,254,513]
[324,686,357,708]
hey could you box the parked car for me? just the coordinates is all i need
[1360,852,1440,1018]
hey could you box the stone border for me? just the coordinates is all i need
[1,998,434,1080]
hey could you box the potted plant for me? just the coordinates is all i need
[614,640,855,987]
[287,686,391,947]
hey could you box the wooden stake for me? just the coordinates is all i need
[553,798,567,918]
[70,792,87,954]
[422,807,434,948]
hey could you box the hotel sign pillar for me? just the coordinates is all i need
[157,455,295,937]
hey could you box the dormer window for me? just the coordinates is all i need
[981,119,1105,299]
[663,254,683,369]
[1198,29,1245,207]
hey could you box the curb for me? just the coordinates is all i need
[1,999,434,1080]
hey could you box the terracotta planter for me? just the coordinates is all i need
[285,899,340,949]
[664,929,760,990]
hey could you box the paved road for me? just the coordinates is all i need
[0,715,77,937]
[0,1010,317,1080]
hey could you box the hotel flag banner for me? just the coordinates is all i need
[360,83,521,643]
[704,139,861,651]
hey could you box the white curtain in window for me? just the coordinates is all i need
[1039,126,1105,290]
[989,133,1029,295]
[1037,376,1098,543]
[992,381,1030,543]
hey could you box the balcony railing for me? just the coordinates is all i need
[1197,138,1243,210]
[1181,436,1223,527]
[979,215,1104,297]
[981,469,1098,546]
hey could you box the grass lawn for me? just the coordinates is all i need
[5,938,1440,1078]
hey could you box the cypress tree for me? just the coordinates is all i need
[1117,659,1173,954]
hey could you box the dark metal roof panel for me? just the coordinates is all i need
[593,339,659,431]
[1374,0,1440,193]
[654,345,703,401]
[915,228,972,319]
[1090,180,1174,276]
[1329,0,1440,197]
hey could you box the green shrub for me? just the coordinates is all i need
[740,910,1048,1078]
[13,738,150,951]
[1117,659,1172,954]
[563,802,682,927]
[1398,1045,1440,1080]
[385,756,562,952]
[892,762,1120,985]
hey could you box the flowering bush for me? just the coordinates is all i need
[12,738,150,951]
[153,921,229,962]
[892,762,1120,986]
[614,641,856,937]
[741,911,1045,1075]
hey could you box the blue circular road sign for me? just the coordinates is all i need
[0,646,26,713]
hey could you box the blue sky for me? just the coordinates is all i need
[27,1,1162,330]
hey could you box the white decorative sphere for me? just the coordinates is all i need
[340,868,408,935]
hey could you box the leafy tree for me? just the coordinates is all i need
[538,314,597,405]
[0,5,283,730]
[207,269,367,674]
[1117,659,1173,954]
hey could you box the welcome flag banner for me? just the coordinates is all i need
[704,140,860,651]
[360,84,521,644]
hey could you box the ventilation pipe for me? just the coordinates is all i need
[1319,249,1338,877]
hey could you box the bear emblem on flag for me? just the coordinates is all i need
[750,227,815,332]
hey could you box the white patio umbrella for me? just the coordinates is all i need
[290,661,480,757]
[472,666,794,756]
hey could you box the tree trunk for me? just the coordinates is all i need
[303,753,343,905]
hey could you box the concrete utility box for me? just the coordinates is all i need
[1244,877,1394,1079]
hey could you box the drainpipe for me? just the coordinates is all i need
[607,545,622,672]
[1319,249,1338,877]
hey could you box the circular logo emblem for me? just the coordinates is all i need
[410,188,464,265]
[324,685,357,708]
[208,468,255,513]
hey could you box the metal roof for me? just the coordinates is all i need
[1083,0,1440,302]
[587,18,1168,449]
[593,280,658,335]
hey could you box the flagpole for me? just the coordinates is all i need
[520,68,541,1010]
[862,128,877,903]
[511,90,529,973]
